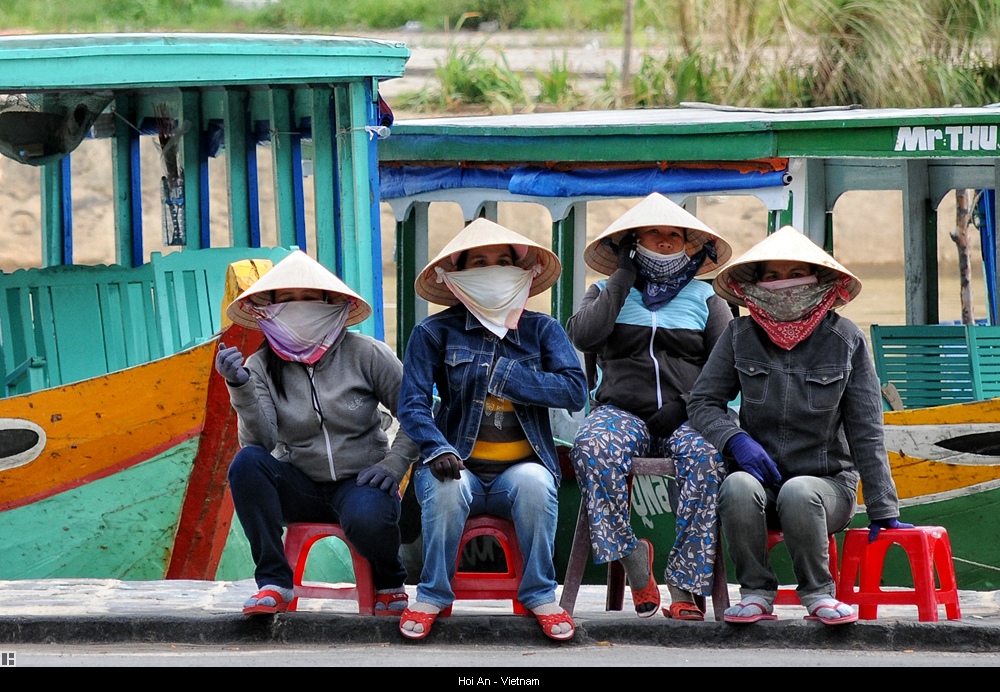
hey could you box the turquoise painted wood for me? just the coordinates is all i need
[0,263,159,396]
[870,324,1000,409]
[0,34,407,91]
[151,246,291,353]
[0,439,199,579]
[0,247,291,397]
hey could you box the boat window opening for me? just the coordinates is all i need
[206,154,230,251]
[833,190,906,339]
[140,135,172,265]
[254,145,279,252]
[0,157,42,272]
[68,139,116,267]
[934,189,988,327]
[380,201,399,353]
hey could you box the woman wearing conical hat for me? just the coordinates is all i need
[396,218,588,641]
[216,250,418,617]
[687,226,910,626]
[566,192,734,621]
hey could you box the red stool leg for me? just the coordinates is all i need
[282,523,376,615]
[904,531,939,622]
[932,531,962,620]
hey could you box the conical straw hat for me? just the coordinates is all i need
[415,218,562,306]
[713,226,862,307]
[225,249,372,329]
[584,192,732,276]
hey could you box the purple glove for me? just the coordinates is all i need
[429,453,466,482]
[725,432,782,486]
[356,466,399,496]
[215,343,249,386]
[868,517,915,543]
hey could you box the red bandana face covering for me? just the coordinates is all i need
[730,276,851,350]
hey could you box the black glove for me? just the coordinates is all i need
[356,465,399,496]
[429,453,466,481]
[615,232,638,273]
[646,399,687,439]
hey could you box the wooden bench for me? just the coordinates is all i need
[0,246,290,398]
[870,324,1000,410]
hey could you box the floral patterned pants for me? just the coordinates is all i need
[569,404,724,595]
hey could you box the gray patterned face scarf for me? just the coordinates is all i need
[633,241,715,311]
[737,275,832,322]
[634,245,691,282]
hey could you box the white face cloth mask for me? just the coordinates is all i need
[249,300,351,363]
[436,264,538,339]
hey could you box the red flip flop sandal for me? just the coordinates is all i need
[242,588,292,616]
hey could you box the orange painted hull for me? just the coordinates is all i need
[0,341,214,512]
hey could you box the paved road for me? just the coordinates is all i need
[10,643,1000,667]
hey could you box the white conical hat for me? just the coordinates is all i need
[415,218,562,306]
[713,226,862,307]
[225,249,372,329]
[584,192,732,276]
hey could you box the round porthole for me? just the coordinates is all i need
[0,418,46,472]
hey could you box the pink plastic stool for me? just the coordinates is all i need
[450,515,527,615]
[282,523,376,614]
[767,530,839,605]
[836,526,961,622]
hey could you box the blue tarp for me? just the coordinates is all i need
[380,165,788,200]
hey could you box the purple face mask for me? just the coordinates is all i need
[249,299,351,364]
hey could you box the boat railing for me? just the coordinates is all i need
[0,245,289,397]
[871,323,1000,410]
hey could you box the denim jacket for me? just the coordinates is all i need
[398,305,588,482]
[687,312,900,520]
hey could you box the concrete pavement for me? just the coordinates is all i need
[0,580,998,652]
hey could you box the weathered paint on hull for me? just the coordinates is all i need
[0,342,213,511]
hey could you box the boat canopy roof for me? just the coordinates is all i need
[382,105,1000,163]
[0,33,408,91]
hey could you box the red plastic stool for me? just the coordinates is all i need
[768,530,839,605]
[450,515,527,615]
[282,523,376,614]
[836,526,961,622]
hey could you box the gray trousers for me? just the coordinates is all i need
[718,471,856,606]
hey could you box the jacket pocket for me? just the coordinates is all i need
[735,361,769,404]
[444,347,476,392]
[805,371,846,411]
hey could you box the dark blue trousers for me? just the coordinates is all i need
[228,445,407,590]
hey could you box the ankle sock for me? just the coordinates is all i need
[245,584,294,608]
[667,584,696,604]
[619,540,651,588]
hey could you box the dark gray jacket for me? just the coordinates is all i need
[566,266,732,421]
[687,312,900,520]
[228,331,418,483]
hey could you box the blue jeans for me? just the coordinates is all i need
[228,445,407,591]
[718,471,856,605]
[414,461,559,610]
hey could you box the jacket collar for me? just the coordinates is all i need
[463,308,521,345]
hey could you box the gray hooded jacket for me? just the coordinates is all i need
[227,331,418,483]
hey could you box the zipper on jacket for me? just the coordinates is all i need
[307,365,337,481]
[649,311,663,409]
